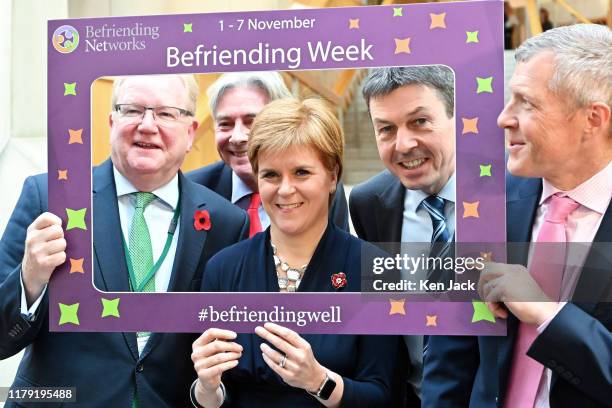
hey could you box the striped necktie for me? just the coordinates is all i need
[421,195,451,281]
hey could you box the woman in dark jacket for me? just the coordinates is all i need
[191,98,398,407]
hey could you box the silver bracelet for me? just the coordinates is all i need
[190,380,226,408]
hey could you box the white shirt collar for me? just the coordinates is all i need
[540,160,612,215]
[112,165,179,210]
[404,172,456,214]
[231,170,255,204]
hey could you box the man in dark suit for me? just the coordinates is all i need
[349,66,457,406]
[422,24,611,407]
[0,74,248,407]
[187,72,349,233]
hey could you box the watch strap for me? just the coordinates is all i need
[307,372,336,400]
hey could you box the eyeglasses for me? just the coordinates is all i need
[114,104,194,125]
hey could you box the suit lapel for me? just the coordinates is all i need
[506,177,541,243]
[92,160,131,293]
[299,224,351,292]
[166,173,209,292]
[92,160,139,361]
[217,163,233,201]
[378,175,405,242]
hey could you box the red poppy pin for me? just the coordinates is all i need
[193,210,211,231]
[331,272,347,290]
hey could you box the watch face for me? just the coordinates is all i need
[319,376,337,400]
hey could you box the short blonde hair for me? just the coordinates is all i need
[248,97,344,183]
[111,74,199,113]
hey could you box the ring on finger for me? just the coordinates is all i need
[279,354,287,368]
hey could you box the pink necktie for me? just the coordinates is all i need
[505,194,579,408]
[247,193,262,238]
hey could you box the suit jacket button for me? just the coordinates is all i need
[8,330,16,338]
[548,360,557,368]
[136,363,144,373]
[571,377,580,385]
[562,371,572,380]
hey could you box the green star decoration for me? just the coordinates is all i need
[466,31,479,43]
[393,7,403,17]
[59,303,80,325]
[480,164,492,177]
[64,82,77,96]
[472,300,496,323]
[66,208,87,231]
[183,23,193,33]
[476,77,493,94]
[101,298,121,318]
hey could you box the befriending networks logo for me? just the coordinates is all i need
[52,25,80,53]
[52,22,160,54]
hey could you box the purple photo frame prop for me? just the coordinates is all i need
[48,1,506,335]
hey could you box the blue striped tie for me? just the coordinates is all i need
[421,196,451,281]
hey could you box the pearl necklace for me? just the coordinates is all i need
[271,243,308,292]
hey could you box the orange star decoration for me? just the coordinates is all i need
[394,38,411,54]
[68,129,84,144]
[429,12,447,29]
[69,258,85,274]
[426,315,438,327]
[462,117,479,134]
[57,169,68,181]
[349,18,359,29]
[480,252,493,262]
[463,201,480,218]
[389,298,406,315]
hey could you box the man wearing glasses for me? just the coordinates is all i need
[0,75,248,406]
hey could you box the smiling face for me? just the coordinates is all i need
[109,75,197,191]
[257,144,337,240]
[368,84,455,195]
[214,86,270,189]
[498,52,588,188]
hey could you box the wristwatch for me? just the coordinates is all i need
[308,372,336,400]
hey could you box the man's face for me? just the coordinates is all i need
[369,84,455,195]
[498,52,586,186]
[214,87,269,186]
[110,76,197,189]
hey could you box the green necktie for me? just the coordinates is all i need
[129,192,155,408]
[129,192,156,293]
